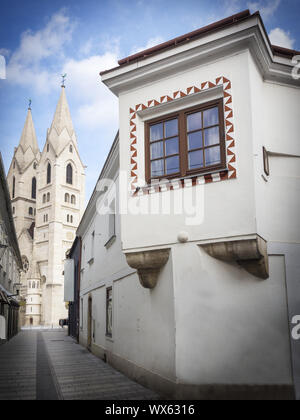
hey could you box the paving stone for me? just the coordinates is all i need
[0,330,159,400]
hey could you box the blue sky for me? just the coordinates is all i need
[0,0,299,202]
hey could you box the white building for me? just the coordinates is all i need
[75,10,300,399]
[0,152,22,343]
[7,87,85,327]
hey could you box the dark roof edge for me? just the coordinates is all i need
[100,9,300,77]
[271,44,300,58]
[100,10,251,76]
[118,10,251,66]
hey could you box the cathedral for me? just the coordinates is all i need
[6,86,85,327]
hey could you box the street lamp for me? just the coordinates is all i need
[8,288,20,298]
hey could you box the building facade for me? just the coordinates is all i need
[73,10,300,400]
[7,87,85,327]
[65,236,81,340]
[0,153,22,344]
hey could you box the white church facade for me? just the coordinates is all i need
[7,87,85,327]
[71,10,300,399]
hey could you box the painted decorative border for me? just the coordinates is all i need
[129,76,236,194]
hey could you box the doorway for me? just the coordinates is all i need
[87,296,92,350]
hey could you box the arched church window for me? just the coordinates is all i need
[43,194,46,204]
[47,192,50,202]
[67,214,70,223]
[47,144,49,152]
[33,162,37,170]
[47,163,51,184]
[71,195,76,204]
[12,207,15,215]
[12,176,15,198]
[32,282,35,289]
[29,207,33,216]
[70,215,73,223]
[65,193,70,203]
[69,144,73,153]
[66,164,73,184]
[31,177,36,199]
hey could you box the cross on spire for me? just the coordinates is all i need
[61,73,67,88]
[28,98,32,110]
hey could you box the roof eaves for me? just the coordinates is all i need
[100,9,252,76]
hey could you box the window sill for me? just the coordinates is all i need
[136,167,229,195]
[105,235,116,249]
[105,334,113,342]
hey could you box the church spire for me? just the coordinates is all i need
[47,86,77,155]
[18,106,39,156]
[50,86,74,137]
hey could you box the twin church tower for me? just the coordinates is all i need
[6,86,85,327]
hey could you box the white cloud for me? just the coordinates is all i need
[247,0,281,20]
[224,0,243,16]
[62,53,119,129]
[5,8,119,131]
[269,27,295,49]
[130,36,164,55]
[6,9,75,92]
[0,48,10,57]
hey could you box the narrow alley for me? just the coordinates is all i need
[0,330,159,400]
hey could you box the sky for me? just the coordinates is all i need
[0,0,299,203]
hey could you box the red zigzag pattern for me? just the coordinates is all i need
[129,76,236,193]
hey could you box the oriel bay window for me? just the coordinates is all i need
[145,99,226,183]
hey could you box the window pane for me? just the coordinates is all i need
[187,111,202,131]
[205,146,221,166]
[150,123,163,141]
[188,131,202,150]
[151,159,164,177]
[203,106,219,127]
[151,141,164,159]
[165,118,178,138]
[189,150,204,170]
[166,156,179,174]
[204,126,220,146]
[165,137,179,156]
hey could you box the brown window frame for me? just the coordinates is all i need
[145,98,226,184]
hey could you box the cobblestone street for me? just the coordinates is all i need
[0,330,159,400]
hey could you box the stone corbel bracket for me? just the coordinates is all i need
[199,236,269,279]
[125,248,171,289]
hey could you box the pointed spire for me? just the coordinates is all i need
[46,86,77,156]
[50,86,75,139]
[18,107,39,156]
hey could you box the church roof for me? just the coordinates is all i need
[18,108,39,156]
[50,87,74,137]
[47,87,77,155]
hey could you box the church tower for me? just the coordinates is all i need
[7,105,41,326]
[35,86,85,326]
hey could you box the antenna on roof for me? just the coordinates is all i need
[61,73,67,88]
